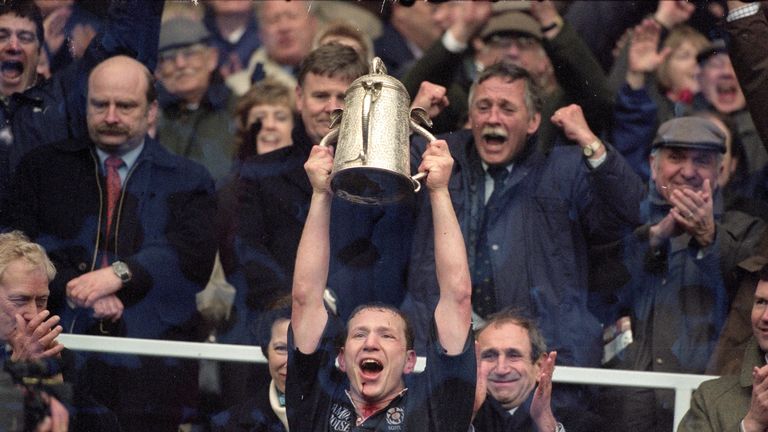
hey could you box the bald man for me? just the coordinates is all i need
[4,55,217,431]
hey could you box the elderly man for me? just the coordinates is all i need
[0,0,163,222]
[5,55,217,431]
[287,134,475,431]
[403,61,642,431]
[155,16,237,182]
[401,2,613,148]
[0,231,69,431]
[679,266,768,431]
[604,116,765,431]
[226,1,317,96]
[405,61,643,365]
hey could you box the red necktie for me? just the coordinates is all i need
[102,156,124,267]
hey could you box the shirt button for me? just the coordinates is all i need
[661,278,667,285]
[491,244,499,251]
[77,262,88,272]
[656,357,664,365]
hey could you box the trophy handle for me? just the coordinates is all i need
[409,107,437,193]
[319,109,343,148]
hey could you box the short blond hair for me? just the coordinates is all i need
[0,231,56,282]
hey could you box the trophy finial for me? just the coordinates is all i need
[370,57,387,75]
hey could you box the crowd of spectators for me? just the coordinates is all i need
[2,0,768,431]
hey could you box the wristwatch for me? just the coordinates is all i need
[582,139,602,158]
[111,261,132,283]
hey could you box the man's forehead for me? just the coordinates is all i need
[0,13,37,32]
[662,147,718,158]
[304,73,351,90]
[478,322,531,349]
[0,261,49,296]
[261,1,306,19]
[349,308,405,329]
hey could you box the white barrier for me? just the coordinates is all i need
[58,334,716,431]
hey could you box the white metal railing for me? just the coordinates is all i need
[58,334,716,431]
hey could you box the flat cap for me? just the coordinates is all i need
[159,17,211,53]
[480,11,542,41]
[696,38,728,64]
[652,117,726,153]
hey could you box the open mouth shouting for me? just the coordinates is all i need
[714,80,739,104]
[481,126,508,145]
[360,358,384,380]
[1,60,24,82]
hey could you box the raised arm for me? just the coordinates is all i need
[726,0,768,149]
[291,145,334,354]
[419,140,472,355]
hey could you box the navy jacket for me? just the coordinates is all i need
[0,0,163,221]
[4,136,216,340]
[404,129,644,367]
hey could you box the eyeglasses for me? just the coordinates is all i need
[158,44,207,65]
[486,35,539,50]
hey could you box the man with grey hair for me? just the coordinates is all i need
[226,0,317,96]
[405,60,643,368]
[403,61,643,431]
[603,116,766,431]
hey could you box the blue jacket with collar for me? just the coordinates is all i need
[4,136,216,341]
[404,129,644,367]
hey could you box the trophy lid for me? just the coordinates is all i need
[347,57,408,95]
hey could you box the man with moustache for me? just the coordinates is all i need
[402,61,643,431]
[0,0,164,222]
[4,55,217,431]
[404,61,643,367]
[287,135,475,431]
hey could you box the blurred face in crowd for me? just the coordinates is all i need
[752,280,768,352]
[156,43,218,105]
[0,259,49,342]
[650,147,721,201]
[477,321,541,410]
[69,22,98,60]
[702,115,738,188]
[474,34,551,78]
[87,56,157,155]
[33,0,73,17]
[258,1,316,67]
[338,307,416,406]
[661,40,701,96]
[0,13,40,96]
[318,35,366,61]
[469,76,540,166]
[431,2,456,32]
[247,102,293,155]
[267,319,290,393]
[699,53,746,114]
[206,0,253,16]
[296,72,350,145]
